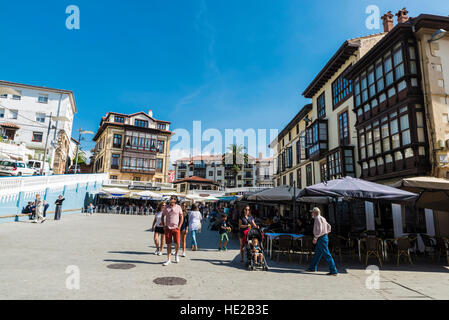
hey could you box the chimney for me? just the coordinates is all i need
[258,152,262,160]
[396,8,409,24]
[381,11,394,33]
[148,109,153,117]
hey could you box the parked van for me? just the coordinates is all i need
[0,160,35,176]
[27,160,53,176]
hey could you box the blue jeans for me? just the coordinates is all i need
[191,230,198,247]
[309,234,338,274]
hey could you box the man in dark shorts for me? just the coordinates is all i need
[161,196,183,266]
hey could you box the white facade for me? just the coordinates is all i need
[0,80,76,166]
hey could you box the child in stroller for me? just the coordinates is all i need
[244,227,269,271]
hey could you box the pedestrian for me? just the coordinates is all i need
[54,195,65,220]
[188,203,203,252]
[88,203,95,215]
[218,214,231,251]
[180,202,189,257]
[33,194,45,224]
[238,205,258,263]
[152,202,166,256]
[43,201,50,218]
[306,207,338,276]
[161,196,183,266]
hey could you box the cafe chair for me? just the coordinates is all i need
[435,237,449,265]
[276,235,293,262]
[365,236,383,267]
[420,234,437,259]
[396,237,413,266]
[298,236,315,264]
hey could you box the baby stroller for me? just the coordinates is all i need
[244,228,269,271]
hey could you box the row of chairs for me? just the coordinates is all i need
[267,234,449,266]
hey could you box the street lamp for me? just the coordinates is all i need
[42,113,70,170]
[74,129,94,174]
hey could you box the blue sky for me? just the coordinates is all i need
[1,0,449,161]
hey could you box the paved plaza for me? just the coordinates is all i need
[0,213,448,300]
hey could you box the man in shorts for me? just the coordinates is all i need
[161,196,184,266]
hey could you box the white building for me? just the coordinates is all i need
[0,80,77,174]
[173,154,274,189]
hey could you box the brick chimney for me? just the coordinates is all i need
[148,109,153,117]
[396,8,409,24]
[381,11,394,33]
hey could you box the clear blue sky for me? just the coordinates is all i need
[1,0,448,160]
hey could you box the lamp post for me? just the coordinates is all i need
[42,113,69,169]
[74,129,94,174]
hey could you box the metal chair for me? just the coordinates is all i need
[276,235,293,262]
[365,236,383,267]
[435,237,449,265]
[420,234,437,258]
[396,237,413,266]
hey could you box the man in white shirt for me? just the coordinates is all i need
[306,207,338,276]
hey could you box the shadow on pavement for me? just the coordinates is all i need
[104,259,161,265]
[108,251,151,255]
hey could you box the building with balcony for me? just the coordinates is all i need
[173,154,272,189]
[92,110,172,182]
[0,80,77,174]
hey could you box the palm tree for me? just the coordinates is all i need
[222,144,248,188]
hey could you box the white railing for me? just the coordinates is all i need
[0,173,108,195]
[103,179,174,190]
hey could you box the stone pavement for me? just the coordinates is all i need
[0,213,448,300]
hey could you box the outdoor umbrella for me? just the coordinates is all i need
[392,176,449,211]
[102,187,130,198]
[247,186,301,202]
[131,190,163,200]
[298,176,418,203]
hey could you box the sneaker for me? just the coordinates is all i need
[218,248,222,251]
[181,251,186,257]
[162,260,171,266]
[155,249,159,255]
[157,251,162,256]
[174,255,180,263]
[327,272,338,276]
[224,247,228,251]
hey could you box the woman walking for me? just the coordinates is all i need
[152,202,166,256]
[238,205,258,262]
[54,195,65,220]
[189,203,203,252]
[180,202,189,257]
[33,194,45,224]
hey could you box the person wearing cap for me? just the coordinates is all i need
[161,196,184,266]
[306,207,338,276]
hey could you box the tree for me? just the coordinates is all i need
[75,150,87,165]
[222,144,248,188]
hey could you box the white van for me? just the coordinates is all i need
[0,160,35,176]
[27,160,53,176]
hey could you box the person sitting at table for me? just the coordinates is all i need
[296,218,306,234]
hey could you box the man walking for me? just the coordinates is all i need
[161,196,183,266]
[306,207,338,276]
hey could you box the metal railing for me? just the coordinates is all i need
[0,173,108,195]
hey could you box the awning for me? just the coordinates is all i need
[298,176,418,203]
[392,176,449,211]
[129,190,163,200]
[247,186,300,202]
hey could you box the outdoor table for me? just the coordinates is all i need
[265,233,304,260]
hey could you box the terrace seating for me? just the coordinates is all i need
[435,237,449,265]
[420,234,437,258]
[365,236,383,267]
[396,237,413,266]
[276,235,293,262]
[298,236,315,264]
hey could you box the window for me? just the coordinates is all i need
[38,95,48,104]
[0,94,7,99]
[113,134,122,148]
[317,92,326,119]
[296,169,302,189]
[157,140,165,153]
[217,170,222,176]
[332,71,352,108]
[338,111,349,146]
[306,164,312,186]
[135,119,148,128]
[361,73,368,103]
[32,132,43,142]
[111,154,120,169]
[156,159,163,172]
[209,171,213,177]
[289,172,294,186]
[10,109,18,119]
[110,175,118,180]
[114,116,125,123]
[12,91,21,100]
[320,162,328,182]
[368,67,376,98]
[36,113,46,123]
[0,108,4,118]
[305,120,328,159]
[286,147,293,168]
[296,140,301,164]
[157,123,167,130]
